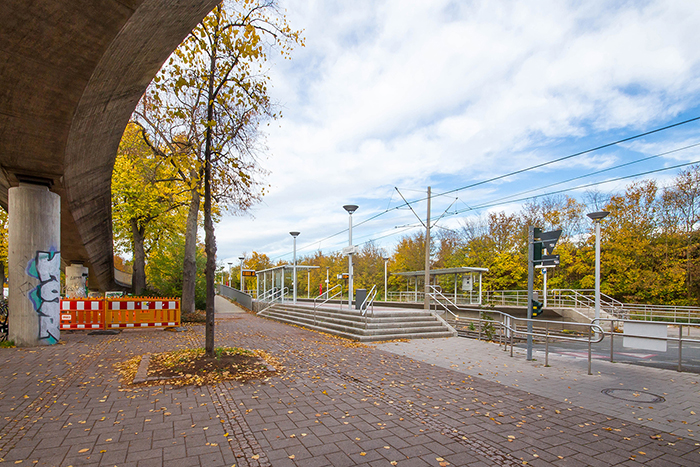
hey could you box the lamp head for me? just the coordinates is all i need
[238,256,245,261]
[587,211,610,221]
[289,231,300,238]
[343,204,359,214]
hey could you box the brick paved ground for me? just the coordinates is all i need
[1,301,699,466]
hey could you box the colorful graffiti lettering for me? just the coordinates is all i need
[26,249,60,344]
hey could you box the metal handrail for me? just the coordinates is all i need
[257,288,275,302]
[256,287,289,315]
[268,287,288,303]
[360,285,377,326]
[427,285,460,320]
[313,284,344,325]
[314,284,342,309]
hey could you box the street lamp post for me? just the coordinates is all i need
[227,262,232,287]
[238,256,245,293]
[290,231,300,304]
[343,204,359,307]
[383,256,390,301]
[325,266,329,299]
[587,211,610,324]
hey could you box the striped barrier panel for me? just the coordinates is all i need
[60,299,105,330]
[105,298,181,328]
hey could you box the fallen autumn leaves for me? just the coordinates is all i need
[115,346,282,387]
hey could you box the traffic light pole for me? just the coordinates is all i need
[527,225,534,361]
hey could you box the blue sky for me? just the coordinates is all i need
[216,0,700,265]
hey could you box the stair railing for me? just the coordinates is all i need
[427,285,460,320]
[256,287,289,315]
[360,285,377,327]
[313,284,343,325]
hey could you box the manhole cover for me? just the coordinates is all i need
[601,388,665,403]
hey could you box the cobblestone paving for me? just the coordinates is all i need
[1,309,699,466]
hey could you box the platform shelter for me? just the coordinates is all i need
[256,264,320,302]
[392,266,488,305]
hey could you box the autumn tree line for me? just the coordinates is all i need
[111,0,302,330]
[232,168,700,307]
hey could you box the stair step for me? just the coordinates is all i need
[259,303,456,342]
[264,309,440,329]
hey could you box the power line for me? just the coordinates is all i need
[434,115,700,199]
[469,141,700,209]
[269,116,700,259]
[454,158,700,214]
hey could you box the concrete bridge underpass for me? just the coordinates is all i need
[0,0,219,345]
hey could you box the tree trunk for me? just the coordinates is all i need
[182,187,200,314]
[131,218,146,295]
[204,10,220,357]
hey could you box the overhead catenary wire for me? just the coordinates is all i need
[468,141,700,209]
[454,157,700,214]
[268,117,700,260]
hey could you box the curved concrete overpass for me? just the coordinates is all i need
[0,0,218,290]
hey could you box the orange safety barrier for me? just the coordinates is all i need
[105,297,180,328]
[60,299,105,330]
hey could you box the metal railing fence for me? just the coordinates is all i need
[593,318,700,372]
[427,289,605,374]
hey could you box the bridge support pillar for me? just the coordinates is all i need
[8,184,61,346]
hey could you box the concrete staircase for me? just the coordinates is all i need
[258,303,457,342]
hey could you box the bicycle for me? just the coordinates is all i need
[0,299,8,342]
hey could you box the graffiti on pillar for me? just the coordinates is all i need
[26,249,61,343]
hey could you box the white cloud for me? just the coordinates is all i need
[217,0,700,263]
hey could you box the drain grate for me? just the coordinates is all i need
[601,388,665,403]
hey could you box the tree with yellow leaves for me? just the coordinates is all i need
[134,0,302,355]
[112,123,189,295]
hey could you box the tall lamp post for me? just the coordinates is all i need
[238,256,245,293]
[383,256,390,301]
[587,211,609,324]
[227,262,233,287]
[290,231,300,303]
[343,204,359,307]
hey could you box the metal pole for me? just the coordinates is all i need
[595,219,601,323]
[588,327,592,375]
[454,273,457,303]
[291,234,298,304]
[343,205,358,307]
[384,257,389,301]
[349,216,353,307]
[478,272,482,305]
[610,320,614,362]
[678,324,683,372]
[307,270,310,299]
[326,267,329,299]
[239,257,244,293]
[527,226,534,361]
[543,268,548,308]
[424,186,431,310]
[545,321,549,367]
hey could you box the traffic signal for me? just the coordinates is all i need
[532,229,562,266]
[533,228,543,261]
[531,299,543,317]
